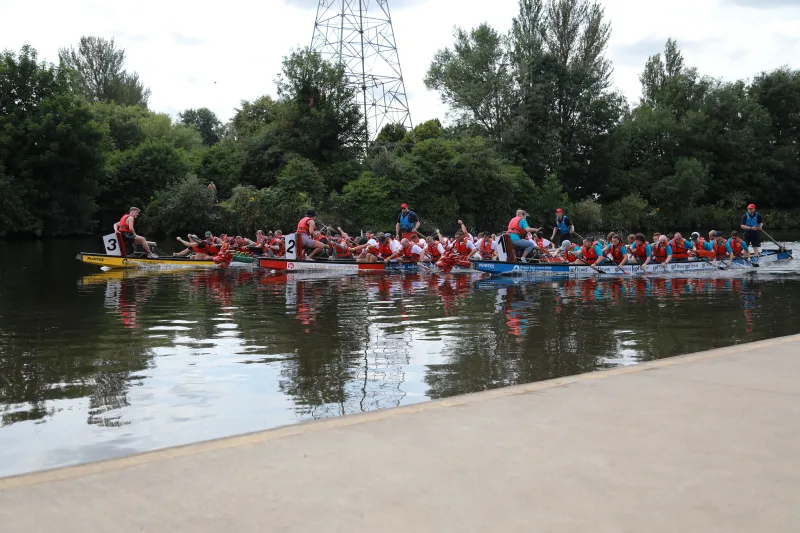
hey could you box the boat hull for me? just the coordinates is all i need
[473,250,792,277]
[258,258,479,274]
[77,253,218,269]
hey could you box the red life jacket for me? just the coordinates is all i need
[402,246,421,262]
[378,241,393,258]
[565,247,579,263]
[507,216,526,237]
[696,237,706,249]
[582,242,599,262]
[631,242,649,260]
[713,241,727,260]
[653,242,668,262]
[296,217,312,235]
[335,238,351,258]
[480,239,495,258]
[608,243,625,263]
[270,238,285,257]
[454,240,470,255]
[118,214,133,233]
[729,238,743,257]
[207,243,220,255]
[191,241,208,254]
[427,243,442,260]
[670,238,690,260]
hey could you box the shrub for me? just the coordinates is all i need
[144,175,213,235]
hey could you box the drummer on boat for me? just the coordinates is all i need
[114,207,158,258]
[507,209,540,262]
[296,210,326,260]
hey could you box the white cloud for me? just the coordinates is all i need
[2,0,798,124]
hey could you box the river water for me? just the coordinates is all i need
[1,238,799,477]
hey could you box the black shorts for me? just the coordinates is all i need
[554,233,572,246]
[743,231,761,247]
[121,232,136,243]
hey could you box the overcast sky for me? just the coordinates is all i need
[2,0,798,125]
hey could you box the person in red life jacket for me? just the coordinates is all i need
[507,209,540,262]
[173,234,215,259]
[267,230,285,258]
[233,236,249,253]
[425,235,445,261]
[626,234,652,266]
[554,240,580,263]
[669,232,694,262]
[352,231,380,262]
[726,231,751,262]
[396,203,420,240]
[602,234,630,266]
[379,234,403,263]
[573,237,604,266]
[534,231,555,252]
[471,232,497,260]
[113,207,158,258]
[691,232,715,260]
[400,238,423,263]
[711,232,728,263]
[650,235,673,264]
[254,230,268,247]
[296,210,325,259]
[451,231,475,258]
[332,228,353,259]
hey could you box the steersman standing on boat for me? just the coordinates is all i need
[114,207,158,258]
[396,203,420,241]
[740,203,763,262]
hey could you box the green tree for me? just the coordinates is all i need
[106,139,190,209]
[59,36,151,107]
[144,174,214,235]
[179,107,223,146]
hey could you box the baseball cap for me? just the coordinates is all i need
[559,240,572,251]
[384,233,393,238]
[747,203,756,209]
[400,203,408,209]
[715,231,724,237]
[204,231,213,237]
[691,232,700,239]
[556,208,563,213]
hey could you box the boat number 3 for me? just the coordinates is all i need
[106,238,118,252]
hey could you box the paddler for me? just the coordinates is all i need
[400,238,424,263]
[651,235,673,264]
[267,230,285,258]
[379,233,403,263]
[425,235,445,262]
[173,234,214,259]
[507,209,540,262]
[113,207,158,258]
[573,237,603,266]
[602,234,629,266]
[740,204,763,261]
[332,228,353,259]
[472,232,497,260]
[451,231,475,258]
[551,208,574,246]
[296,210,325,259]
[353,231,379,262]
[396,203,420,240]
[626,234,652,265]
[727,231,751,262]
[670,232,694,262]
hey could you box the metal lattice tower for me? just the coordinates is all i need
[311,0,413,142]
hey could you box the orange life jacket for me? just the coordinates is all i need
[402,246,421,262]
[653,242,669,262]
[713,241,727,260]
[565,247,579,263]
[631,242,649,260]
[270,238,285,257]
[480,239,495,258]
[378,241,393,258]
[582,242,599,262]
[507,216,526,237]
[427,243,442,260]
[453,240,470,255]
[335,238,351,258]
[296,217,312,235]
[608,243,625,263]
[729,238,743,257]
[118,214,133,233]
[670,238,690,260]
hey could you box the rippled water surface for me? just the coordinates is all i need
[1,238,799,476]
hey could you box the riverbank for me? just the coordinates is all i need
[2,335,799,532]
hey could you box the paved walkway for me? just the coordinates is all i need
[2,335,800,533]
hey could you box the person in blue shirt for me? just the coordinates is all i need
[395,203,420,240]
[740,203,763,259]
[573,237,604,266]
[626,233,652,265]
[507,209,540,262]
[601,234,628,265]
[550,208,574,247]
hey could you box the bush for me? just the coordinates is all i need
[144,175,213,235]
[571,199,603,232]
[603,193,656,233]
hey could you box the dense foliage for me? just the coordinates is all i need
[1,0,798,239]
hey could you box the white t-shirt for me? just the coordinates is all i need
[409,244,424,256]
[476,238,497,251]
[365,238,378,250]
[535,238,552,249]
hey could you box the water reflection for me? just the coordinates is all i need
[0,246,799,476]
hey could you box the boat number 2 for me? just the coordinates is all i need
[286,239,295,255]
[106,238,118,252]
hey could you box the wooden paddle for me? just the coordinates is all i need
[761,229,785,253]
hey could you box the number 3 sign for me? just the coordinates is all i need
[103,233,123,256]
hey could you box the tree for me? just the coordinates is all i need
[375,123,408,144]
[425,24,517,138]
[59,36,151,107]
[106,140,190,209]
[179,108,223,147]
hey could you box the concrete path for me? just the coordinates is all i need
[2,335,800,533]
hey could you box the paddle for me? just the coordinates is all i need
[696,255,726,271]
[761,229,785,253]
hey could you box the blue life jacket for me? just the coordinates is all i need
[556,215,570,234]
[744,212,760,229]
[399,211,416,231]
